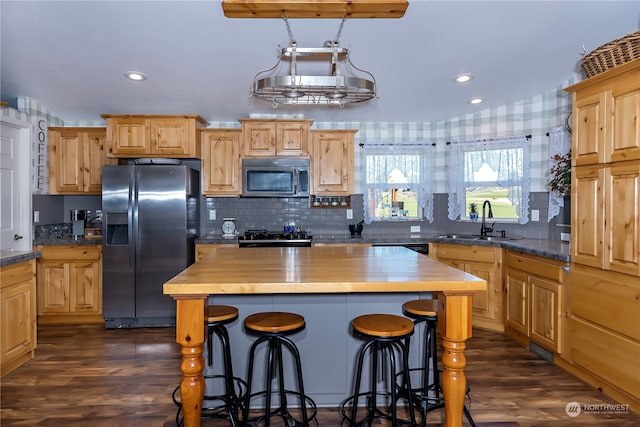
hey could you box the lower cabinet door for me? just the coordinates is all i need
[529,276,560,352]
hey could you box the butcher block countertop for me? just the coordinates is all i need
[164,245,486,295]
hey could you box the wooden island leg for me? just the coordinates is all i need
[438,292,474,427]
[174,296,207,427]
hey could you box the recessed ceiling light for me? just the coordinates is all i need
[453,74,473,84]
[124,71,148,81]
[468,97,485,105]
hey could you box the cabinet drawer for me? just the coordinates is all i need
[571,316,640,398]
[570,265,640,340]
[506,251,564,282]
[38,246,101,261]
[435,244,496,263]
[0,260,35,289]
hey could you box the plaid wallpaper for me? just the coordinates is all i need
[208,82,573,194]
[19,80,573,195]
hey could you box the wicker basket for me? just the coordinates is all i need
[581,31,640,78]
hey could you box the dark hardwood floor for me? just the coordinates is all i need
[1,325,638,426]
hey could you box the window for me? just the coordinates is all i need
[361,143,434,223]
[447,136,530,224]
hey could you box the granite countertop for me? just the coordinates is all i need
[0,250,42,267]
[195,232,570,262]
[33,236,103,246]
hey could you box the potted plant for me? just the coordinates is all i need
[549,150,571,196]
[469,203,479,221]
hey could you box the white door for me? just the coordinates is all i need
[0,120,31,251]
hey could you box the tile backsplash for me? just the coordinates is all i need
[33,190,570,242]
[203,192,569,241]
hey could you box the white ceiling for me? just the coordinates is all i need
[1,1,639,124]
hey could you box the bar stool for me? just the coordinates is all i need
[399,299,475,426]
[172,305,246,427]
[341,313,422,426]
[240,312,317,427]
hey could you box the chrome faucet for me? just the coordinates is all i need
[480,200,494,236]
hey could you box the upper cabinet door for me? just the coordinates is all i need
[83,129,106,194]
[573,92,609,166]
[49,129,83,193]
[201,129,242,196]
[311,130,355,195]
[108,117,150,157]
[611,84,640,163]
[275,122,309,156]
[243,121,275,157]
[151,117,198,156]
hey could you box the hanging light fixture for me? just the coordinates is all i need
[251,16,377,108]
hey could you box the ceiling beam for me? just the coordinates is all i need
[221,0,409,19]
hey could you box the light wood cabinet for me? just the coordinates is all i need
[34,245,103,324]
[605,162,640,276]
[568,60,640,277]
[566,263,640,405]
[504,251,566,354]
[201,129,242,196]
[571,60,640,166]
[563,58,640,410]
[571,165,605,268]
[240,119,312,157]
[102,115,206,158]
[430,243,503,332]
[1,259,37,377]
[311,130,356,195]
[48,127,114,194]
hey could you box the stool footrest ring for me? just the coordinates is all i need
[239,390,318,427]
[340,391,423,427]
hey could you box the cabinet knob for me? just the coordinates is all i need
[562,264,570,272]
[13,234,23,241]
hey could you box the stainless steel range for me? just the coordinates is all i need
[238,229,313,247]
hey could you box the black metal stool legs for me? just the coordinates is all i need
[241,334,316,427]
[203,323,247,425]
[342,337,421,426]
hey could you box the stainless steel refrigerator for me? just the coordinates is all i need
[102,162,199,328]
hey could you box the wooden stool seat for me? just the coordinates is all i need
[403,299,438,318]
[244,312,305,334]
[352,313,414,338]
[207,305,238,323]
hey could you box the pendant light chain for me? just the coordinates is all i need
[283,13,296,46]
[334,17,346,44]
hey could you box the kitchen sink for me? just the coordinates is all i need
[437,234,523,241]
[437,234,482,240]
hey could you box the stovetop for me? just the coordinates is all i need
[239,229,312,241]
[238,229,313,247]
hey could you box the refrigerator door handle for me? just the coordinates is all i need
[128,167,136,268]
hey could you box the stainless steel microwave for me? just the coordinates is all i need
[242,158,310,197]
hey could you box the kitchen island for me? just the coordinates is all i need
[163,245,486,427]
